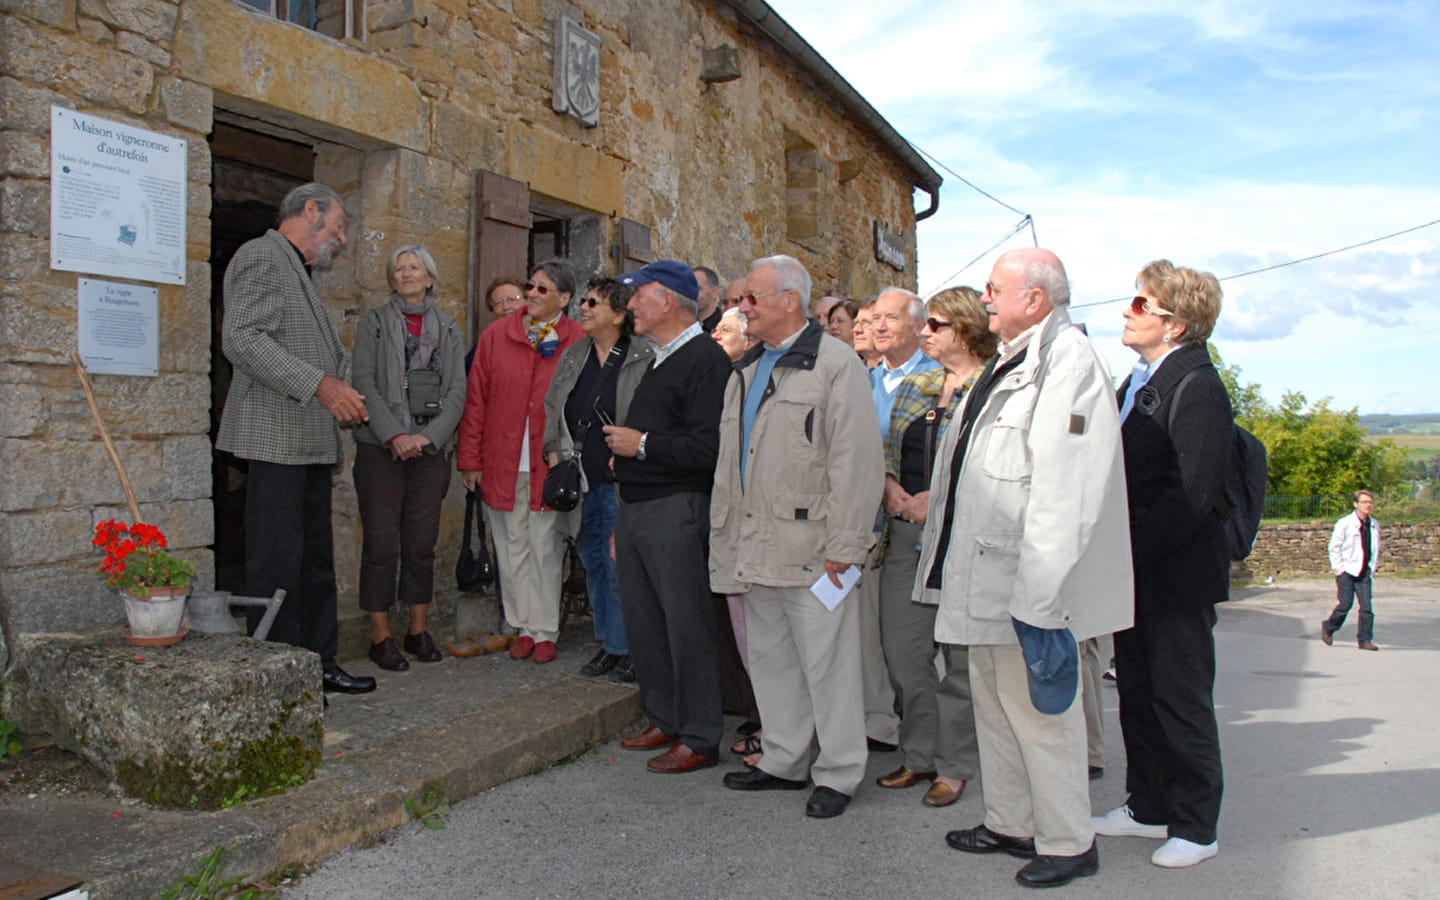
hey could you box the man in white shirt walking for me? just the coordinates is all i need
[1322,490,1381,651]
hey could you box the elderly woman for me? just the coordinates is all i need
[875,286,996,806]
[457,260,582,664]
[485,276,527,320]
[1091,260,1231,869]
[351,244,467,670]
[853,301,882,369]
[825,299,860,348]
[544,277,654,682]
[711,306,754,362]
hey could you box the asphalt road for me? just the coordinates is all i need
[283,577,1440,900]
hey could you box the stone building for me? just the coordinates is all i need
[0,0,942,665]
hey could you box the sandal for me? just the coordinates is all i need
[731,733,763,756]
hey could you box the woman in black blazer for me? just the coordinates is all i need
[1091,260,1232,869]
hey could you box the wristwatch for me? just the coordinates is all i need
[636,432,649,461]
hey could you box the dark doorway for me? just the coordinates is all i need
[208,122,314,592]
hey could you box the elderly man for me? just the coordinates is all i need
[693,265,724,333]
[604,260,732,774]
[714,254,884,818]
[915,248,1132,887]
[722,277,746,311]
[217,182,376,695]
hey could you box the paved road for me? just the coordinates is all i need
[284,578,1440,899]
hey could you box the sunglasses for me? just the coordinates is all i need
[1129,296,1174,318]
[924,317,953,332]
[581,296,609,308]
[524,282,553,296]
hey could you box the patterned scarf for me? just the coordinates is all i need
[527,318,560,357]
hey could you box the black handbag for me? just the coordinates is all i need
[455,488,494,593]
[541,344,621,512]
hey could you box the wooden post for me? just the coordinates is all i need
[71,352,142,523]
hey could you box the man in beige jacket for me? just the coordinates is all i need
[711,254,884,818]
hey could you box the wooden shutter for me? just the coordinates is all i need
[617,218,654,273]
[471,170,531,340]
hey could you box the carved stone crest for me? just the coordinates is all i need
[552,16,601,128]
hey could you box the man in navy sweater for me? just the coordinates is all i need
[604,260,732,773]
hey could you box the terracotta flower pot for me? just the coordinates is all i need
[123,584,189,645]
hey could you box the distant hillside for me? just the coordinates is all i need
[1359,414,1440,435]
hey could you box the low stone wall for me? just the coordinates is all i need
[1234,521,1440,581]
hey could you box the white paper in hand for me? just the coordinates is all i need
[811,564,862,611]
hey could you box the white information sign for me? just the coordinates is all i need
[77,278,159,377]
[50,107,187,285]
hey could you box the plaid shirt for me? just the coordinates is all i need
[883,366,980,480]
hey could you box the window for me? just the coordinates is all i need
[234,0,364,41]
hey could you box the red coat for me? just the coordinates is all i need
[457,315,583,511]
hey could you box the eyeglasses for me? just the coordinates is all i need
[741,290,784,305]
[924,317,953,332]
[490,294,523,311]
[524,282,553,296]
[1128,295,1174,318]
[984,281,1012,298]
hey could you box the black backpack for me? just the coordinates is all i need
[1169,371,1269,561]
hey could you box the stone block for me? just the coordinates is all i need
[115,28,169,66]
[0,77,70,135]
[78,0,178,42]
[0,381,44,437]
[506,121,624,216]
[1,17,154,114]
[93,498,214,550]
[0,437,148,511]
[0,558,120,635]
[159,76,212,134]
[0,129,48,178]
[0,176,49,236]
[4,0,78,29]
[3,630,323,809]
[0,507,93,566]
[432,104,505,170]
[162,434,213,501]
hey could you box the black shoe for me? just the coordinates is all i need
[607,655,636,683]
[737,720,762,737]
[403,630,443,662]
[1015,843,1099,888]
[867,737,899,753]
[805,786,851,818]
[722,768,808,791]
[581,649,620,677]
[946,824,1037,859]
[368,638,409,672]
[323,663,377,694]
[1088,765,1104,781]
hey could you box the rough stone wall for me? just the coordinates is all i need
[0,0,929,663]
[1234,521,1440,581]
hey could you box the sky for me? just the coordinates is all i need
[768,0,1440,414]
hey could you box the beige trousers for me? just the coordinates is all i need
[970,643,1094,857]
[744,583,868,796]
[1080,635,1106,768]
[483,472,564,644]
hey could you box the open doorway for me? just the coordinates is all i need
[208,122,314,592]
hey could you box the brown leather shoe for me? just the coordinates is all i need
[876,766,936,789]
[444,635,487,658]
[1358,641,1379,651]
[923,779,966,807]
[646,743,718,774]
[620,725,678,751]
[481,633,514,653]
[1320,623,1332,646]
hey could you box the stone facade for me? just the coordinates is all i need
[0,0,938,664]
[1234,521,1440,581]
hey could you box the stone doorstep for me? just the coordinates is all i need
[335,587,504,662]
[0,679,643,899]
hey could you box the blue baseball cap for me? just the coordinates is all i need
[619,260,700,301]
[1011,619,1079,715]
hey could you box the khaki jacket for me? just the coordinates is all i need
[913,307,1134,644]
[710,323,883,592]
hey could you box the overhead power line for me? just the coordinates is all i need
[1071,218,1440,310]
[913,143,1030,219]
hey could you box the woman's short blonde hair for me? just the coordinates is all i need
[1137,260,1222,344]
[927,286,998,360]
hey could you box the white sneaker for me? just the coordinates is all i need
[1091,804,1168,839]
[1152,837,1218,868]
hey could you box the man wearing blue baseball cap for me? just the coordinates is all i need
[605,259,732,775]
[912,249,1133,887]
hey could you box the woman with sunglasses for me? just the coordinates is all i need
[874,285,996,807]
[1092,261,1230,869]
[542,277,655,682]
[456,260,582,664]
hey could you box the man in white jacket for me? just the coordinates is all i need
[1322,490,1381,650]
[914,248,1133,888]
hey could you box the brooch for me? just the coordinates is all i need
[1135,384,1162,417]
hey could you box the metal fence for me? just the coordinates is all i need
[1262,494,1349,520]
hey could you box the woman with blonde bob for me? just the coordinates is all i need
[1092,260,1230,869]
[875,286,996,807]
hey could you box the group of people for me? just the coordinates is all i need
[221,181,1268,888]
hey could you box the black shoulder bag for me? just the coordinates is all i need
[455,488,495,593]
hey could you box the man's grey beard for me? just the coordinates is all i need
[311,239,341,270]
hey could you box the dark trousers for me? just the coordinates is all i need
[244,460,339,665]
[1324,572,1374,644]
[614,491,722,759]
[353,442,452,613]
[1115,603,1224,845]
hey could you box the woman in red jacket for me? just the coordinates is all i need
[457,260,582,663]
